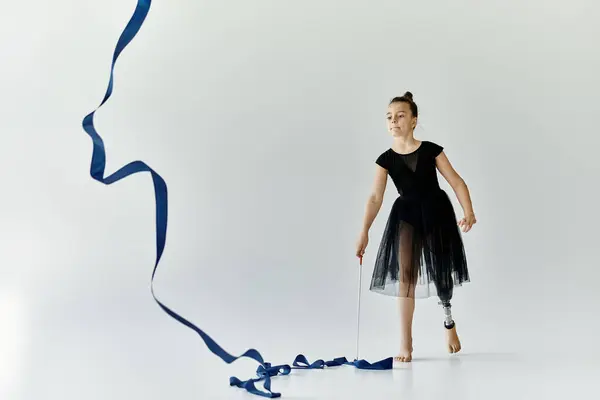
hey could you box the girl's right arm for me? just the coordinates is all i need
[356,165,388,257]
[361,165,388,233]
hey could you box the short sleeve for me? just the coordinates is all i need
[375,151,389,170]
[430,142,444,157]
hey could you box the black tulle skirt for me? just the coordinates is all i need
[369,189,470,299]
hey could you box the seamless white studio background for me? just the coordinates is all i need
[1,0,599,399]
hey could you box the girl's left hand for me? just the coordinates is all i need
[458,213,476,233]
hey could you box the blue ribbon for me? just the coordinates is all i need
[81,0,392,397]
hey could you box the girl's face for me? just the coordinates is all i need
[386,102,416,136]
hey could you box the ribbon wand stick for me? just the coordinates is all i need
[355,255,363,361]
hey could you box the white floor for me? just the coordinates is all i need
[5,273,599,400]
[6,317,597,400]
[216,351,598,400]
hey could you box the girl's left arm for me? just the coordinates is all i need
[435,152,477,232]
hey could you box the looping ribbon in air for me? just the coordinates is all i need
[81,0,392,397]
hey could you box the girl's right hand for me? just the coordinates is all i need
[356,231,369,259]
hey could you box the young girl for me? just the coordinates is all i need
[356,92,476,362]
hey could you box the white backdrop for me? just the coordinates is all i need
[1,0,599,399]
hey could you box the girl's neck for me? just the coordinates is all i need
[392,136,421,153]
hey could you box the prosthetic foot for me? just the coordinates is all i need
[439,300,461,354]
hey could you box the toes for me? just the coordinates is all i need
[447,343,461,354]
[394,355,412,362]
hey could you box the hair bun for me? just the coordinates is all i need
[403,91,414,101]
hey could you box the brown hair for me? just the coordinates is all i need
[389,91,418,118]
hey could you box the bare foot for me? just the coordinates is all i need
[446,325,461,354]
[394,341,413,362]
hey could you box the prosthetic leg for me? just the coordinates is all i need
[436,278,455,329]
[439,299,455,329]
[436,279,461,353]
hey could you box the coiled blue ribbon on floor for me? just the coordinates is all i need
[81,0,393,397]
